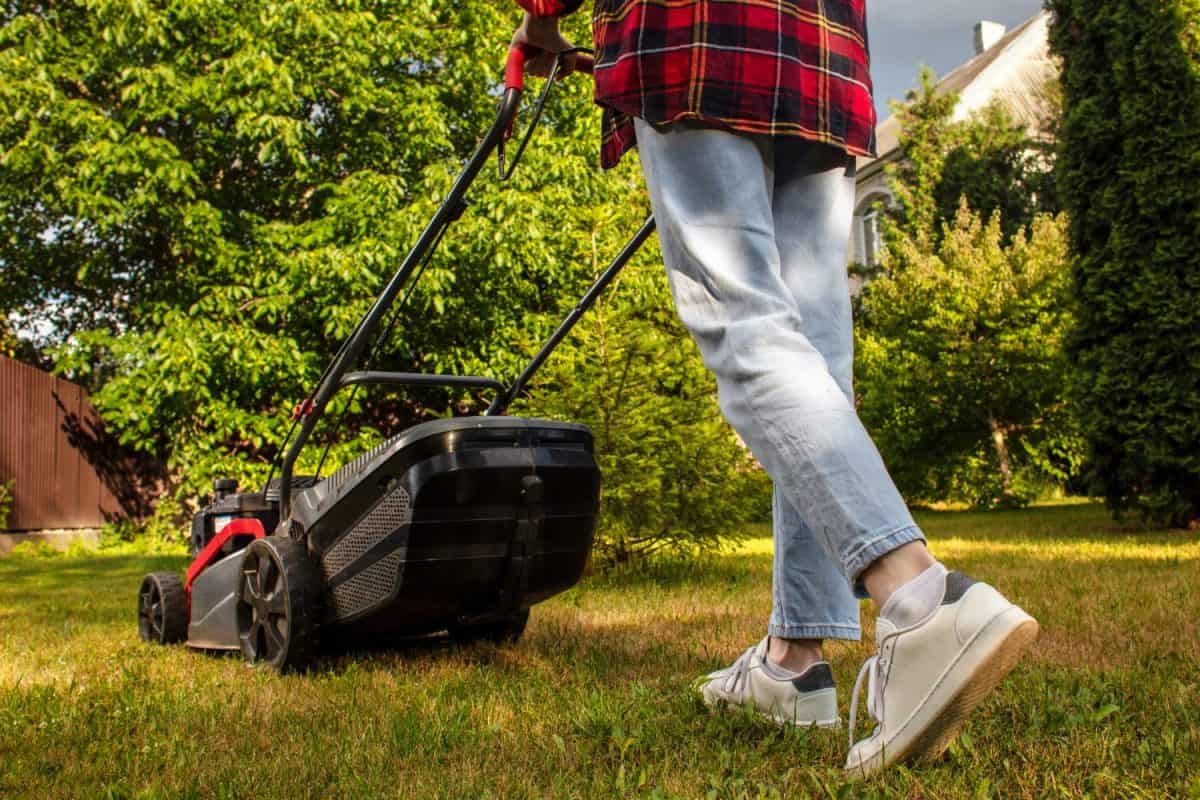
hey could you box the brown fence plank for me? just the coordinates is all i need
[0,357,119,531]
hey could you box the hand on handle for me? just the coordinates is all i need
[506,45,593,91]
[511,12,574,78]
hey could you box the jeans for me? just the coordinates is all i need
[635,120,924,642]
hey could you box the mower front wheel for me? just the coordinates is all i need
[235,536,321,672]
[138,572,188,645]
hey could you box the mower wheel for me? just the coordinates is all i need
[138,572,188,645]
[448,608,530,645]
[235,536,321,673]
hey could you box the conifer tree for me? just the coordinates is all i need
[1048,0,1200,526]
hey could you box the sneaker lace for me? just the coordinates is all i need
[722,642,761,695]
[848,652,886,750]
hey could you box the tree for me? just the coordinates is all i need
[1,0,764,554]
[856,205,1080,508]
[886,68,961,247]
[936,102,1059,243]
[1048,0,1200,526]
[854,66,1078,507]
[0,0,607,496]
[886,67,1059,249]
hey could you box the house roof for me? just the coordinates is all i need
[861,11,1057,174]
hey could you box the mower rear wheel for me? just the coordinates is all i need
[138,572,188,645]
[235,536,321,672]
[448,608,530,645]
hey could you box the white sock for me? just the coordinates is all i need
[762,655,802,680]
[880,562,948,628]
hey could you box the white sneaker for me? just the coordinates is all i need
[845,572,1039,776]
[696,637,841,728]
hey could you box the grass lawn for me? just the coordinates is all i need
[1,502,1197,799]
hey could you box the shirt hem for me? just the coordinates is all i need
[597,103,876,171]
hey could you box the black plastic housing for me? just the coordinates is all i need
[289,416,600,635]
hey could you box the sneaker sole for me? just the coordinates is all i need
[847,605,1039,776]
[701,694,842,730]
[770,714,842,730]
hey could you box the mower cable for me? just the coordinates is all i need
[497,47,593,182]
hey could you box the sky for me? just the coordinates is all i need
[867,0,1046,117]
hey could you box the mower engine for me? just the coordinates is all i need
[189,478,277,555]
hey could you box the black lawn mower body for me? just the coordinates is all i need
[137,47,656,671]
[180,418,599,653]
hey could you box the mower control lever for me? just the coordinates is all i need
[339,370,504,395]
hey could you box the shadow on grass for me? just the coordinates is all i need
[307,603,750,689]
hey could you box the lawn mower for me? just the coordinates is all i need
[137,46,656,671]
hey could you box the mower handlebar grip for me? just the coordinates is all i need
[505,45,594,91]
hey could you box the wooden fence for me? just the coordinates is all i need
[0,356,120,531]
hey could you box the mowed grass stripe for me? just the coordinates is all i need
[0,503,1197,798]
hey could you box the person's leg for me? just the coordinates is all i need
[634,120,845,725]
[769,487,861,672]
[637,122,1037,770]
[770,140,858,402]
[635,119,925,594]
[761,139,1036,776]
[763,140,865,672]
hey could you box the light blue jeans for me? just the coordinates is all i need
[635,120,925,642]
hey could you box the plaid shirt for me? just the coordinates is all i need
[516,0,876,169]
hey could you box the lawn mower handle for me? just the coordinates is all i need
[505,44,594,91]
[275,47,594,526]
[277,85,523,526]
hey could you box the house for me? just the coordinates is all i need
[849,11,1060,286]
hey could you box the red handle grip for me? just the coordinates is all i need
[505,45,594,91]
[505,44,534,91]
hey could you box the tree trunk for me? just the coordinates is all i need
[989,415,1016,503]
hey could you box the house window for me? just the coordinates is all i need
[862,207,881,267]
[852,192,892,268]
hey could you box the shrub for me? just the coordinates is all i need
[857,67,1081,508]
[856,207,1081,508]
[0,480,13,530]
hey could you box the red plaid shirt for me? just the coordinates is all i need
[517,0,877,169]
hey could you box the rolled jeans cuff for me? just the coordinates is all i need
[768,622,861,642]
[845,523,926,591]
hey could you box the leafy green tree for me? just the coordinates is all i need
[886,68,961,246]
[857,206,1080,507]
[936,102,1059,243]
[1,0,764,554]
[886,67,1059,248]
[0,0,605,495]
[856,65,1077,507]
[1048,0,1200,527]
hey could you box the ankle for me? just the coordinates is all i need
[766,637,824,674]
[862,542,938,608]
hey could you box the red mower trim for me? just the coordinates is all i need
[185,517,266,598]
